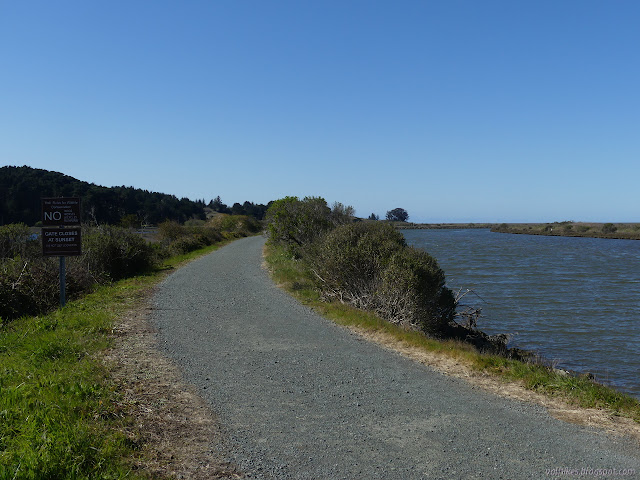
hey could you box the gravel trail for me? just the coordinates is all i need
[152,236,640,479]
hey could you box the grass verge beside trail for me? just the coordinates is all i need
[263,242,640,425]
[0,241,231,480]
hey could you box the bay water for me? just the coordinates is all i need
[403,229,640,399]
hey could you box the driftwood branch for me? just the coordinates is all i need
[453,287,487,330]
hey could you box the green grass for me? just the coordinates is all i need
[0,284,147,479]
[264,242,640,424]
[0,239,234,480]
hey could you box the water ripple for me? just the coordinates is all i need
[403,229,640,399]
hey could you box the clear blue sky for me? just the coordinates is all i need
[1,1,638,223]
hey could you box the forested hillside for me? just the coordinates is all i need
[0,166,268,225]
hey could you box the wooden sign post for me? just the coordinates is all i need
[42,198,82,307]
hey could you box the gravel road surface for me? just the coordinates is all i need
[151,236,640,479]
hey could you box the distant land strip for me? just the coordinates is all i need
[391,222,494,230]
[390,221,640,240]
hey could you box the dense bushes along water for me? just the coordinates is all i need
[266,197,459,338]
[265,199,640,421]
[265,197,532,355]
[308,222,456,335]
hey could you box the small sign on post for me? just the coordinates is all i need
[41,197,82,307]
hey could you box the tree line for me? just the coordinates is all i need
[0,166,270,226]
[367,207,409,222]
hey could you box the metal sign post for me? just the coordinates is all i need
[60,256,66,307]
[42,197,82,308]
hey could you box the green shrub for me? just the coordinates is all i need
[265,196,456,336]
[0,224,148,322]
[168,235,206,255]
[82,225,156,281]
[265,196,333,254]
[602,223,617,234]
[210,214,261,237]
[308,222,455,336]
[119,213,141,229]
[150,241,171,260]
[307,222,405,305]
[330,202,355,226]
[162,215,256,254]
[378,247,455,334]
[0,223,39,259]
[200,226,225,243]
[1,221,237,322]
[158,220,185,243]
[0,256,59,322]
[184,218,206,227]
[0,254,101,323]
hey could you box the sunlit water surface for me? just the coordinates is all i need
[403,229,640,399]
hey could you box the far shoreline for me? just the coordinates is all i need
[385,221,640,240]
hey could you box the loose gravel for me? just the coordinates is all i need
[151,236,640,479]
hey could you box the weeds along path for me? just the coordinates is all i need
[151,236,640,479]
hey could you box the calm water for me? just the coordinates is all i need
[403,229,640,399]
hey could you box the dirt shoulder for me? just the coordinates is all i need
[347,326,640,444]
[102,286,241,479]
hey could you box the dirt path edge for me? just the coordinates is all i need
[102,286,242,479]
[346,326,640,444]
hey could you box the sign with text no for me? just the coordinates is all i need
[42,227,82,256]
[42,197,81,226]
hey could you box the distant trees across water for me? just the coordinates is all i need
[386,208,409,222]
[0,166,270,226]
